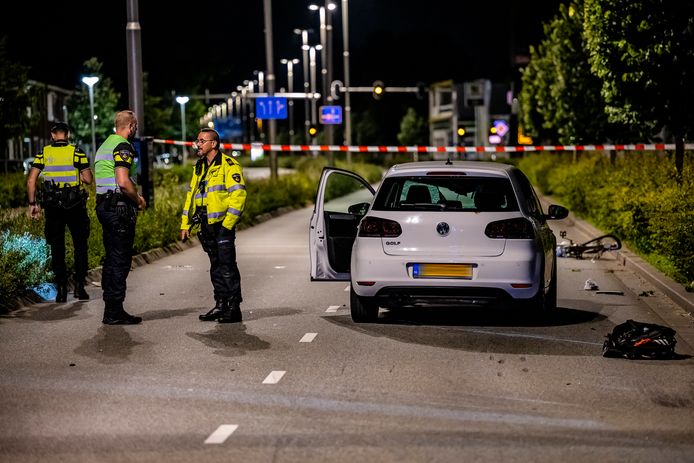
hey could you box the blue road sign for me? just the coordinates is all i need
[320,105,343,125]
[255,97,288,120]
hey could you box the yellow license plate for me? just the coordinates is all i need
[411,263,475,279]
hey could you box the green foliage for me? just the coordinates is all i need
[0,172,28,208]
[519,152,694,285]
[0,230,52,310]
[143,73,175,139]
[397,107,428,146]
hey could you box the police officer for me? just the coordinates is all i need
[26,122,92,303]
[180,128,247,323]
[94,110,146,325]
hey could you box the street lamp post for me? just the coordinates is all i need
[175,96,189,162]
[309,45,321,143]
[341,0,352,162]
[81,76,99,162]
[280,58,300,140]
[309,3,336,162]
[294,28,311,143]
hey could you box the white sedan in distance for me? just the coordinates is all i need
[309,161,569,322]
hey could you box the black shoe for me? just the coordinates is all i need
[74,281,90,300]
[218,301,242,324]
[199,300,226,321]
[102,301,142,325]
[56,284,68,303]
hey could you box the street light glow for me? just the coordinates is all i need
[308,4,319,10]
[176,96,189,105]
[81,76,99,87]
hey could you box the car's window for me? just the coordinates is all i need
[323,172,374,214]
[372,176,519,212]
[513,170,545,220]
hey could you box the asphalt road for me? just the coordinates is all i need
[1,206,693,463]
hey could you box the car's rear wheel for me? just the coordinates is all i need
[350,285,379,323]
[543,258,558,311]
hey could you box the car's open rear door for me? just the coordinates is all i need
[310,167,375,281]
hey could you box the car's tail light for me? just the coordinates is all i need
[358,216,402,237]
[485,218,535,239]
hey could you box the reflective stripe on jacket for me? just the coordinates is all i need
[181,152,247,230]
[94,134,138,195]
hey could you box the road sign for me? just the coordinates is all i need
[255,97,287,120]
[320,105,342,125]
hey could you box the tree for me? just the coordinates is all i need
[143,74,174,140]
[520,2,626,144]
[68,58,120,151]
[397,107,428,146]
[584,0,694,176]
[0,37,31,172]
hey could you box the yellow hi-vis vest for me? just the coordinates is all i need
[181,152,247,231]
[32,142,89,187]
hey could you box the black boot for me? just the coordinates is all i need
[218,300,242,324]
[199,299,226,321]
[56,283,68,303]
[102,300,142,325]
[74,281,89,300]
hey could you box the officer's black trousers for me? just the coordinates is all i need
[44,203,90,284]
[199,221,242,302]
[96,200,136,303]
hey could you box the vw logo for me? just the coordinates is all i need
[436,222,450,236]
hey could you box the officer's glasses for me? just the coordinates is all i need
[195,139,214,145]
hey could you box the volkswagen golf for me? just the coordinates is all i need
[309,161,569,322]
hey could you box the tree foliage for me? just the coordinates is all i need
[584,0,694,174]
[397,107,428,146]
[520,2,627,144]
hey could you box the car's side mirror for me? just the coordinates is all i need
[545,204,569,220]
[348,202,370,215]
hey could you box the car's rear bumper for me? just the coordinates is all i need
[351,239,543,304]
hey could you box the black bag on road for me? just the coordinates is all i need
[602,319,677,359]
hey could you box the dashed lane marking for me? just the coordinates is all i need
[300,333,317,343]
[262,371,286,384]
[344,285,350,292]
[325,305,340,313]
[204,424,238,444]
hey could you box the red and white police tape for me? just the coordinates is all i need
[153,139,694,154]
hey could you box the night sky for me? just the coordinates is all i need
[4,0,565,99]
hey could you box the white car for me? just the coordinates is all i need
[309,161,569,322]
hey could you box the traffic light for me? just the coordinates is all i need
[372,80,385,100]
[308,124,318,138]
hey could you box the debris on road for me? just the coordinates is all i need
[584,279,599,291]
[602,319,678,360]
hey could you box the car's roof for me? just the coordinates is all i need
[385,161,516,177]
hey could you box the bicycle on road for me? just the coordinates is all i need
[556,231,622,260]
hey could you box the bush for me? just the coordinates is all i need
[518,151,694,287]
[0,230,52,311]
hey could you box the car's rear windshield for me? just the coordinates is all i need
[371,176,519,212]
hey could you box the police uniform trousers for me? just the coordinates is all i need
[44,202,90,285]
[96,196,137,304]
[198,210,242,303]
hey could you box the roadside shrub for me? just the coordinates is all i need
[0,173,28,209]
[518,151,694,286]
[0,231,52,311]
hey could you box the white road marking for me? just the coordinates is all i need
[274,266,286,269]
[300,333,317,343]
[262,370,286,384]
[325,305,340,313]
[344,285,350,292]
[204,424,238,444]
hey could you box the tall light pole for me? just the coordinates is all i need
[175,96,189,162]
[309,45,322,142]
[262,0,278,180]
[341,0,352,162]
[280,58,299,140]
[309,3,336,162]
[81,76,99,162]
[294,28,311,143]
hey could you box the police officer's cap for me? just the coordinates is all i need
[50,121,70,133]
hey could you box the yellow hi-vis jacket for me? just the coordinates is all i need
[180,152,247,231]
